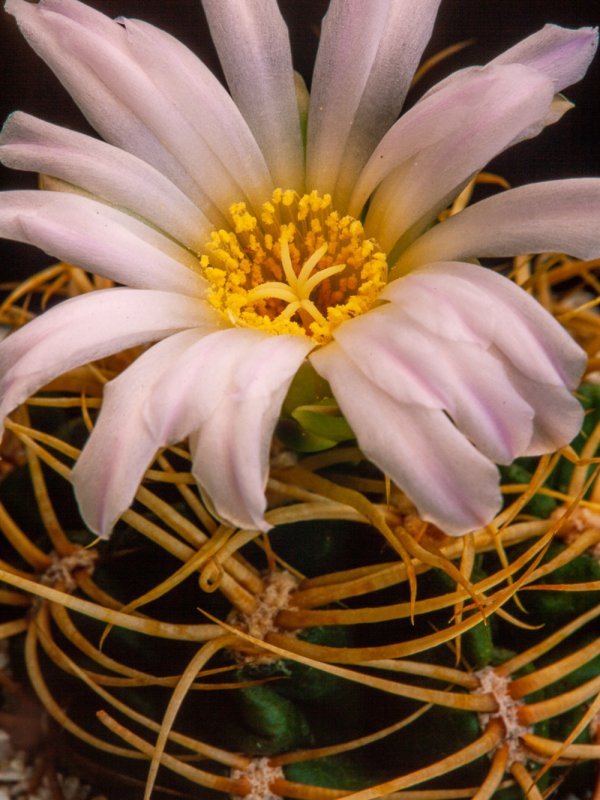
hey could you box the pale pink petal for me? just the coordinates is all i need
[310,343,501,536]
[77,329,309,536]
[5,0,197,207]
[5,0,250,222]
[349,63,552,216]
[502,364,584,455]
[353,64,554,251]
[423,24,597,105]
[117,18,273,212]
[380,272,497,346]
[490,24,598,92]
[383,263,586,388]
[72,328,210,537]
[314,271,584,526]
[306,0,440,209]
[394,179,600,274]
[330,312,448,410]
[0,191,206,296]
[202,0,304,191]
[141,331,273,446]
[0,112,211,251]
[14,0,119,36]
[331,306,534,464]
[436,347,534,464]
[189,331,313,531]
[0,288,217,438]
[357,24,599,249]
[78,327,310,535]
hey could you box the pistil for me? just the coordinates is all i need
[245,238,348,329]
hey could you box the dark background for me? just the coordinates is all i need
[1,0,599,280]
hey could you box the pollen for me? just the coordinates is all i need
[200,190,387,344]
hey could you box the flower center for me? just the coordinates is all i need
[200,189,387,344]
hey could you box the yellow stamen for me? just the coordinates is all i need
[201,189,388,344]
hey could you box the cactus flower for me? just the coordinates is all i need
[1,0,599,537]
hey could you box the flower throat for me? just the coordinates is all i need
[200,189,387,344]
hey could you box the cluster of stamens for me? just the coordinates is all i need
[200,189,387,344]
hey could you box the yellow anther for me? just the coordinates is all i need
[201,189,387,344]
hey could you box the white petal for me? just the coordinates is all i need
[383,262,586,389]
[202,0,304,191]
[331,306,534,464]
[5,0,248,222]
[306,0,440,209]
[12,0,119,36]
[353,64,554,251]
[141,331,268,446]
[380,271,497,346]
[118,18,273,212]
[437,347,534,464]
[0,191,206,296]
[0,288,215,438]
[502,364,584,455]
[423,24,597,104]
[76,328,310,535]
[5,0,195,205]
[395,179,600,273]
[331,310,449,410]
[350,62,552,215]
[311,343,501,536]
[313,259,586,510]
[189,331,313,531]
[72,328,210,537]
[490,24,598,92]
[362,24,598,249]
[0,112,211,251]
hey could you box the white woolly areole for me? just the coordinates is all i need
[40,549,97,592]
[230,758,284,800]
[228,570,299,661]
[269,442,298,469]
[552,507,600,560]
[475,666,531,765]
